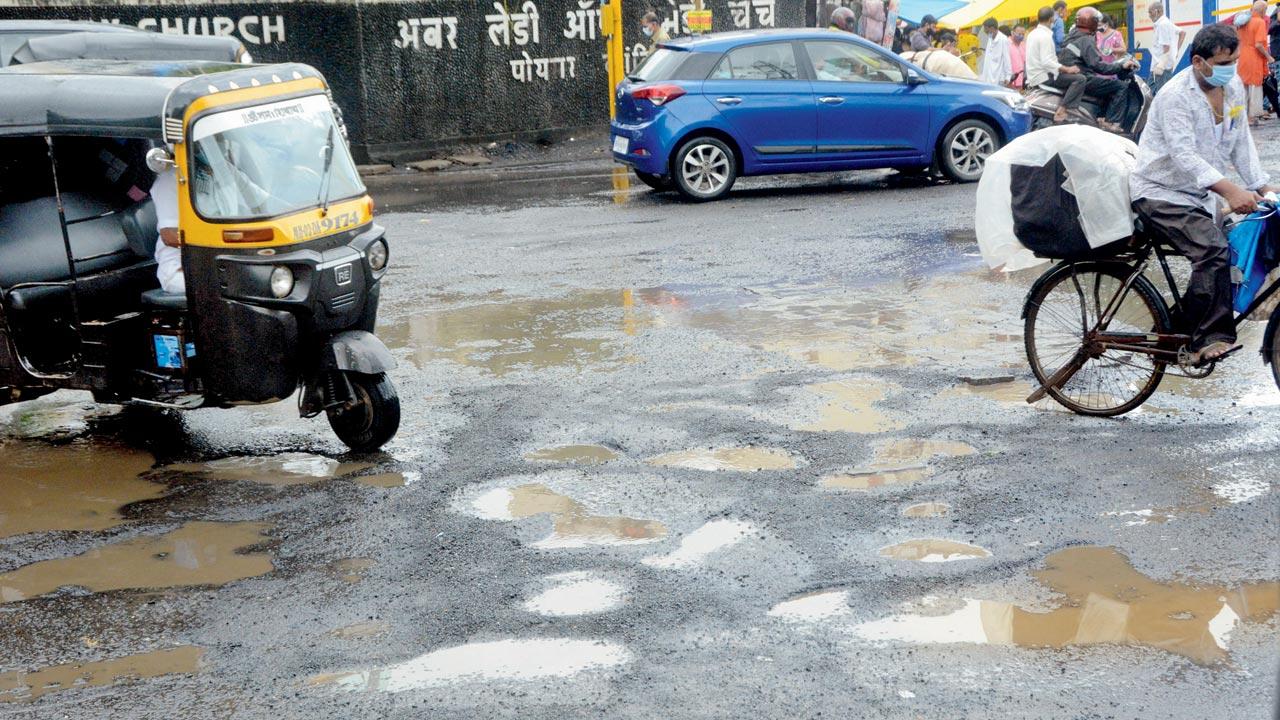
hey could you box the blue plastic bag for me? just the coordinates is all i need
[1228,210,1275,314]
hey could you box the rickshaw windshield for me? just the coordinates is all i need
[189,94,364,221]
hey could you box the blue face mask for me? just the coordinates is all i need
[1198,61,1237,87]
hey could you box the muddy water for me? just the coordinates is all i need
[330,558,377,584]
[879,539,991,562]
[796,380,905,434]
[903,502,952,518]
[478,484,666,548]
[525,445,620,465]
[647,447,798,472]
[0,646,203,703]
[378,290,649,375]
[855,546,1280,665]
[821,438,975,490]
[0,441,161,538]
[167,453,367,487]
[0,522,273,602]
[330,621,391,640]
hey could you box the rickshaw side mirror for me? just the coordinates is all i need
[145,147,176,174]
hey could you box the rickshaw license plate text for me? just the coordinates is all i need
[292,210,361,242]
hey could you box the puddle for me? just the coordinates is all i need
[642,519,754,569]
[0,522,273,602]
[525,445,620,465]
[0,646,203,703]
[879,539,991,563]
[378,290,649,375]
[522,572,625,617]
[330,621,390,640]
[310,638,630,692]
[768,590,850,622]
[330,558,377,584]
[1212,476,1270,504]
[903,502,952,518]
[0,441,162,538]
[167,453,365,486]
[353,472,412,488]
[941,380,1035,405]
[646,447,798,472]
[472,484,665,548]
[821,438,975,491]
[796,380,905,434]
[1102,509,1176,526]
[0,395,117,440]
[853,546,1280,665]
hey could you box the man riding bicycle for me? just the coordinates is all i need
[1130,23,1278,366]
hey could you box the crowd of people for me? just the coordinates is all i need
[822,0,1280,127]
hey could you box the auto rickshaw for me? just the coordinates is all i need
[0,59,399,451]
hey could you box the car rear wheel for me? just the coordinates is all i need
[939,119,999,183]
[672,136,737,201]
[634,170,674,192]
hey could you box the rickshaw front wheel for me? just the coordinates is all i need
[326,372,401,452]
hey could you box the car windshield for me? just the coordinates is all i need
[189,94,363,221]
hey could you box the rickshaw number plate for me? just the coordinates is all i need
[335,263,353,286]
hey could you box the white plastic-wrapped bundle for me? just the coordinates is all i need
[976,125,1139,271]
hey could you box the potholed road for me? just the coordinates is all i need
[0,128,1277,719]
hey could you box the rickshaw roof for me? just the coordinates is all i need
[0,60,327,140]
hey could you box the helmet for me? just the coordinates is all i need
[1075,7,1100,32]
[830,6,856,32]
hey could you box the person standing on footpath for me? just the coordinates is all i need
[1009,25,1028,88]
[1149,2,1185,94]
[641,12,669,53]
[980,18,1013,85]
[1236,0,1274,124]
[1052,0,1067,48]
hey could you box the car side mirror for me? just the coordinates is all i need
[145,147,176,174]
[906,69,928,86]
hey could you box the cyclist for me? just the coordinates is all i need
[1130,23,1279,366]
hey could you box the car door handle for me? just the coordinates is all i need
[818,96,845,105]
[715,96,743,105]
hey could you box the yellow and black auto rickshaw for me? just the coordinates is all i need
[0,60,399,451]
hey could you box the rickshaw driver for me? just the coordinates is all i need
[150,163,184,294]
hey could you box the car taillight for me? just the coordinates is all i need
[632,84,686,106]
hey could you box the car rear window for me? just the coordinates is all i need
[630,49,720,82]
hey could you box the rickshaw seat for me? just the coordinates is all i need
[0,194,148,288]
[140,288,187,311]
[120,200,158,258]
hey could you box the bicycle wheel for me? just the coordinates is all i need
[1024,262,1171,416]
[1270,318,1280,391]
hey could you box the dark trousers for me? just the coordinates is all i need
[1149,71,1171,96]
[1044,72,1087,110]
[1084,76,1127,124]
[1133,198,1237,349]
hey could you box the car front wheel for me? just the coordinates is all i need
[672,136,737,201]
[939,119,999,183]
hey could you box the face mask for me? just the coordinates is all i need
[1014,34,1024,43]
[1198,61,1237,87]
[642,26,653,37]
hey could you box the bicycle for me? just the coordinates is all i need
[1021,210,1280,416]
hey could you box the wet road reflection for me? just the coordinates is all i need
[472,483,666,548]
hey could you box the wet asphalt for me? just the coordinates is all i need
[1,125,1279,719]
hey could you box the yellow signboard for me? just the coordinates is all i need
[687,9,713,32]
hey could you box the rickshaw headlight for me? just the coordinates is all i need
[269,266,294,299]
[367,239,389,271]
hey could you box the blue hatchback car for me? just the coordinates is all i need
[611,29,1032,201]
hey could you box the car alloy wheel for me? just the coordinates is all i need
[941,120,998,183]
[681,144,731,196]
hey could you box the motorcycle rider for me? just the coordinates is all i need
[1058,6,1139,132]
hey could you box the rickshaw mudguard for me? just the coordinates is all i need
[318,330,396,375]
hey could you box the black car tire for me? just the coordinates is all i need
[671,136,737,201]
[938,119,1000,183]
[634,170,674,191]
[326,372,401,452]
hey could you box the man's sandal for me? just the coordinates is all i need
[1179,342,1244,369]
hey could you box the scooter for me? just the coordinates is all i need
[1024,61,1153,140]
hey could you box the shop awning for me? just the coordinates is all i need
[898,0,969,24]
[939,0,1093,29]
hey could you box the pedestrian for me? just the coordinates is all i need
[1148,2,1186,95]
[980,17,1013,85]
[1236,0,1273,123]
[641,11,669,53]
[1026,6,1085,122]
[1059,7,1138,132]
[1096,14,1125,64]
[882,0,900,49]
[1130,22,1277,366]
[1009,24,1028,88]
[908,14,938,48]
[1052,0,1068,49]
[829,5,857,33]
[957,28,981,71]
[901,29,978,79]
[858,0,889,48]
